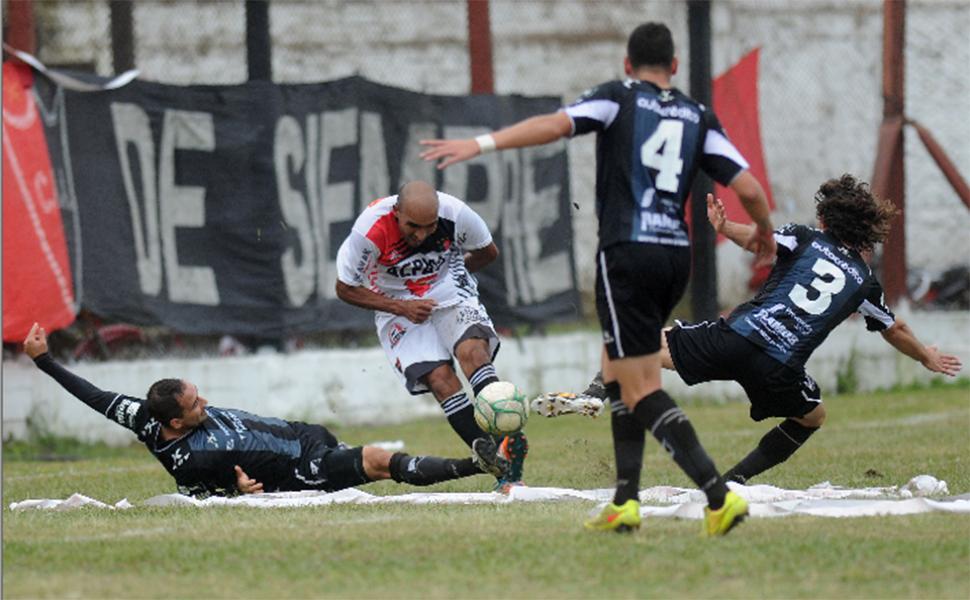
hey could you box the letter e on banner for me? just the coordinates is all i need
[2,62,76,340]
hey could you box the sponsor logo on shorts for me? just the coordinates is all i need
[389,323,407,348]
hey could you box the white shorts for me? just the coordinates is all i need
[376,296,500,395]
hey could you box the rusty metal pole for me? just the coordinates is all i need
[5,0,37,54]
[877,0,907,305]
[467,0,494,94]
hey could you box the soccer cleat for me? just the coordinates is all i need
[498,432,528,482]
[531,392,605,418]
[704,491,749,536]
[471,437,510,479]
[584,499,642,533]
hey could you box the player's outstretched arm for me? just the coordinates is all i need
[707,193,757,249]
[23,322,136,419]
[420,111,572,169]
[880,318,963,376]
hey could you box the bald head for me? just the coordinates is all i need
[395,181,440,247]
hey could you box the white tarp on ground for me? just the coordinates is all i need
[10,475,970,518]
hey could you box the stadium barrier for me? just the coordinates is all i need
[4,309,966,445]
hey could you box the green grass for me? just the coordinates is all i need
[4,384,970,599]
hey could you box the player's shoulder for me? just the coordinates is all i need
[354,195,396,234]
[571,79,627,104]
[436,191,471,220]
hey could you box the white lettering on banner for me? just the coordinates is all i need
[399,122,437,184]
[275,114,315,305]
[501,142,573,306]
[110,102,162,296]
[441,125,502,229]
[316,109,357,301]
[159,110,220,305]
[111,104,219,305]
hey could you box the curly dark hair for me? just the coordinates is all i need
[814,174,898,252]
[147,378,185,426]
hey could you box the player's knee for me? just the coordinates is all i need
[454,338,489,367]
[362,446,392,480]
[796,404,826,428]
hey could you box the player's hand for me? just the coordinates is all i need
[398,298,438,324]
[419,139,480,170]
[746,225,776,269]
[921,346,962,376]
[23,322,49,359]
[706,193,726,233]
[234,465,264,494]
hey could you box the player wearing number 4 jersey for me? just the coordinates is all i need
[422,22,775,535]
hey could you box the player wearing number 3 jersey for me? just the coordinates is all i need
[421,22,775,535]
[663,175,962,484]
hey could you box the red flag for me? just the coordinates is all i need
[2,61,76,341]
[685,48,775,289]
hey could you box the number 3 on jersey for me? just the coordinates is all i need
[789,258,846,315]
[640,119,684,194]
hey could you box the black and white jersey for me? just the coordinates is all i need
[726,224,895,368]
[564,79,748,249]
[33,354,326,498]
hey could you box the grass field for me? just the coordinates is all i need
[4,382,969,599]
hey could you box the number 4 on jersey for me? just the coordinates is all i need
[640,119,684,194]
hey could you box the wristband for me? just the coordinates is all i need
[474,134,497,154]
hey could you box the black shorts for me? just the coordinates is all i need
[283,423,370,492]
[666,318,822,421]
[595,242,690,359]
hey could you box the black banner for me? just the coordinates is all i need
[35,75,578,337]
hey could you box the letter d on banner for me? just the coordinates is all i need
[2,62,76,340]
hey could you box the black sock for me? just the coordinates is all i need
[441,392,481,448]
[388,452,479,486]
[610,391,645,505]
[633,389,728,510]
[724,419,819,484]
[469,364,499,396]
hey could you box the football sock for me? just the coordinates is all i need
[440,392,480,448]
[469,363,499,396]
[609,381,645,505]
[389,452,479,485]
[633,389,728,510]
[724,419,819,483]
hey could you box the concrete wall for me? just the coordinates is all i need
[31,0,970,309]
[4,310,967,445]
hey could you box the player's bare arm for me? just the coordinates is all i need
[420,111,572,169]
[464,242,499,273]
[706,194,760,251]
[335,280,437,324]
[729,171,776,266]
[880,318,963,376]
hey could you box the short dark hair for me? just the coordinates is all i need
[627,22,675,69]
[147,378,185,426]
[815,174,898,252]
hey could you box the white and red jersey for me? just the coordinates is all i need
[336,192,492,311]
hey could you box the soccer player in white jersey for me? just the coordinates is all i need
[422,23,772,534]
[335,180,527,491]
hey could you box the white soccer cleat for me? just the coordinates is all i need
[530,392,605,418]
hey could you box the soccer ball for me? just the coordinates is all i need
[473,381,529,435]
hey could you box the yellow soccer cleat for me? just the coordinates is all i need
[584,499,642,533]
[704,491,749,536]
